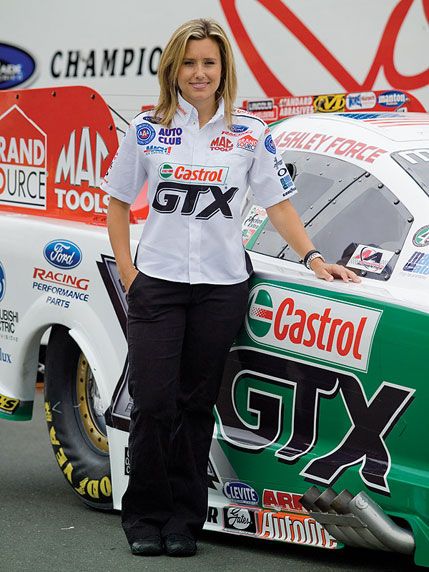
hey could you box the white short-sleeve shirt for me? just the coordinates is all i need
[101,94,297,284]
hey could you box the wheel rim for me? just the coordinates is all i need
[76,353,109,453]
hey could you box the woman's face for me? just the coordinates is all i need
[177,38,222,110]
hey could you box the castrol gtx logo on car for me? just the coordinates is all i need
[246,284,381,371]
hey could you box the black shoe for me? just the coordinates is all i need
[130,535,163,556]
[164,534,197,557]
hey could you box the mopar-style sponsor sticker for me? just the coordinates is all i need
[413,225,429,247]
[223,507,257,534]
[0,393,19,413]
[43,240,82,270]
[245,284,381,371]
[347,244,394,274]
[0,261,5,302]
[158,163,229,184]
[242,205,267,246]
[223,481,259,505]
[136,122,155,145]
[258,511,337,548]
[0,43,36,89]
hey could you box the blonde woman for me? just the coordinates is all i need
[102,18,358,558]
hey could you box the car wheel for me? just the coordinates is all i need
[44,325,113,510]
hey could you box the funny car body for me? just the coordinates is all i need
[1,87,429,567]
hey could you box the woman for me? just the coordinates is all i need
[102,18,359,558]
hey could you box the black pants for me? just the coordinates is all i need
[122,272,249,543]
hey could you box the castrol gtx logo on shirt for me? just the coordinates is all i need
[246,284,381,371]
[158,163,229,184]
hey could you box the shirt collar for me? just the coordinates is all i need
[176,93,225,126]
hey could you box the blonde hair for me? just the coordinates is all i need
[154,18,237,127]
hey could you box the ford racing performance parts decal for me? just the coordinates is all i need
[216,347,414,495]
[246,283,381,372]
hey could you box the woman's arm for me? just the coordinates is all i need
[266,199,360,283]
[107,196,139,292]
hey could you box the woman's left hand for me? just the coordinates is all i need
[310,258,361,283]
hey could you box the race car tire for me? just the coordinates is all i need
[44,325,113,510]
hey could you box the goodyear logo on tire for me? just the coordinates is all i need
[313,94,345,113]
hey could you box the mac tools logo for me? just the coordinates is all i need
[246,284,381,371]
[43,240,82,270]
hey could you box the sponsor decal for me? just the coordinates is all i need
[45,407,112,501]
[152,182,239,219]
[0,106,47,209]
[0,43,36,89]
[246,284,381,371]
[158,163,228,184]
[124,447,130,475]
[242,205,267,246]
[0,393,19,413]
[274,131,387,164]
[258,511,336,548]
[313,94,345,113]
[32,267,90,302]
[279,96,313,116]
[50,47,162,80]
[347,245,394,274]
[247,99,274,112]
[136,122,155,145]
[402,251,429,275]
[207,507,219,525]
[223,507,257,534]
[413,225,429,247]
[223,481,259,505]
[0,307,19,337]
[396,149,429,165]
[345,92,376,110]
[217,347,415,494]
[237,134,258,152]
[0,261,5,302]
[142,115,160,124]
[264,135,276,154]
[0,347,12,364]
[43,240,82,270]
[55,127,110,215]
[230,124,249,134]
[263,489,306,513]
[143,145,171,156]
[210,136,233,152]
[378,90,408,108]
[158,127,182,145]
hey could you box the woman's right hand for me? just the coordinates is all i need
[122,267,139,293]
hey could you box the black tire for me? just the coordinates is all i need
[44,325,113,510]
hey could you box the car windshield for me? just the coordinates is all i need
[391,149,429,197]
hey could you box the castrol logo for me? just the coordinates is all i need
[158,163,229,184]
[246,284,381,371]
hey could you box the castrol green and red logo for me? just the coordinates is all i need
[246,284,381,371]
[159,163,229,184]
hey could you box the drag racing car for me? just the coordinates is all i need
[0,87,429,567]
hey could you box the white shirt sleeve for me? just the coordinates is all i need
[248,126,297,209]
[100,123,147,204]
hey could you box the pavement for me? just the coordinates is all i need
[0,388,418,572]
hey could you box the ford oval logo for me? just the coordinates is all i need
[0,261,6,302]
[0,43,36,90]
[43,240,82,270]
[223,481,259,505]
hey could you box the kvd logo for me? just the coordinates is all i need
[152,182,239,219]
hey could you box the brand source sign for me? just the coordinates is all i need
[246,284,381,371]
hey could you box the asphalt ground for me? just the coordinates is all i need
[0,388,419,572]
